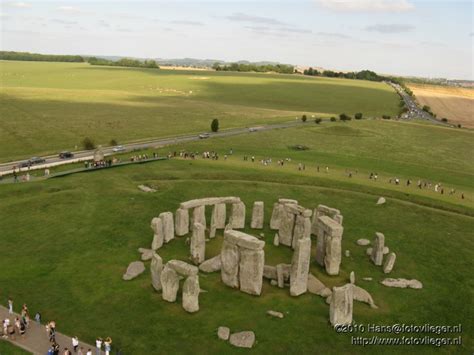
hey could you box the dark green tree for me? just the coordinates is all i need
[211,119,219,132]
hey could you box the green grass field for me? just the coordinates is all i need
[0,118,472,353]
[0,61,400,162]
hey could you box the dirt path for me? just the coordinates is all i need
[1,306,94,355]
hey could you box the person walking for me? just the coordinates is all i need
[86,349,92,355]
[104,337,112,355]
[8,298,13,314]
[72,336,79,352]
[96,337,103,355]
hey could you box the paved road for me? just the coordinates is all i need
[0,120,307,176]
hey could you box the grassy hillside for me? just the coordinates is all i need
[0,61,399,162]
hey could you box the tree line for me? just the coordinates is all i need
[87,57,160,69]
[0,51,85,62]
[212,62,294,74]
[303,68,384,82]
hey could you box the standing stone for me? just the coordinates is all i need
[292,215,311,249]
[278,208,295,247]
[273,233,280,246]
[161,265,179,302]
[159,212,175,243]
[209,224,217,239]
[190,223,206,265]
[182,275,200,313]
[250,201,264,229]
[175,208,189,236]
[151,217,164,250]
[311,205,343,235]
[229,202,246,229]
[211,203,227,229]
[276,264,285,288]
[383,252,396,274]
[221,239,240,288]
[316,216,343,274]
[239,249,264,295]
[349,271,355,284]
[270,203,282,230]
[325,230,342,276]
[150,252,163,291]
[290,237,311,296]
[371,232,385,266]
[192,205,206,228]
[329,284,353,326]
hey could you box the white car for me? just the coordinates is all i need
[112,145,125,152]
[199,133,210,139]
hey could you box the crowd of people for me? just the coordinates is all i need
[2,298,115,355]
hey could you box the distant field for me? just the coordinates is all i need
[0,61,399,162]
[408,84,474,128]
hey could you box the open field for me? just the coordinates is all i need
[0,118,473,353]
[408,84,474,128]
[0,61,400,162]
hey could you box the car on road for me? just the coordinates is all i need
[112,145,126,152]
[199,133,210,139]
[19,156,46,168]
[59,151,74,159]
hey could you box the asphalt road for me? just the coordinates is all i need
[0,120,307,176]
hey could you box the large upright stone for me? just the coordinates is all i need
[211,203,227,229]
[239,249,264,295]
[192,205,206,228]
[175,208,189,236]
[159,212,175,243]
[182,275,200,313]
[311,205,343,235]
[278,208,296,247]
[150,252,163,291]
[325,230,342,276]
[292,215,312,249]
[229,202,246,229]
[151,217,164,250]
[371,232,385,266]
[329,284,353,326]
[316,216,343,271]
[250,201,264,229]
[383,252,396,274]
[290,237,311,296]
[221,239,240,288]
[161,265,179,302]
[190,223,206,265]
[224,230,265,250]
[269,203,282,230]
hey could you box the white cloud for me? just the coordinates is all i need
[366,24,415,33]
[316,0,415,12]
[5,2,31,8]
[226,13,286,26]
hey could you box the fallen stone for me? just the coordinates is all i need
[381,278,423,289]
[307,273,331,297]
[229,331,255,349]
[270,280,278,286]
[123,261,146,280]
[140,248,153,261]
[345,250,350,257]
[267,310,284,318]
[353,285,378,309]
[138,184,156,193]
[167,259,199,276]
[363,277,373,281]
[199,255,222,273]
[383,252,396,274]
[357,238,370,246]
[217,326,230,341]
[376,197,386,205]
[366,247,373,256]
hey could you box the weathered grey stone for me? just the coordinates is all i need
[217,326,230,341]
[345,250,350,257]
[267,310,284,318]
[376,197,386,205]
[311,204,343,235]
[182,275,200,313]
[140,248,153,261]
[276,264,285,288]
[229,202,246,229]
[229,331,255,349]
[224,230,265,250]
[199,255,222,273]
[307,273,331,297]
[383,252,396,274]
[273,233,280,246]
[292,215,311,249]
[239,249,264,295]
[263,265,277,280]
[278,198,298,204]
[151,217,164,250]
[167,259,199,276]
[150,252,163,291]
[250,201,264,229]
[363,277,373,281]
[270,203,283,230]
[371,232,385,266]
[161,265,179,302]
[138,184,156,193]
[209,224,217,239]
[357,238,370,246]
[180,197,240,209]
[175,208,189,236]
[190,222,206,265]
[290,238,311,296]
[123,261,146,280]
[353,285,378,309]
[381,278,422,289]
[220,240,240,288]
[321,217,343,275]
[383,246,390,255]
[211,203,227,229]
[329,284,353,326]
[350,271,355,284]
[278,208,296,247]
[270,279,278,286]
[192,205,206,229]
[159,212,175,243]
[366,247,373,256]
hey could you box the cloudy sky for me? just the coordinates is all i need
[1,0,473,79]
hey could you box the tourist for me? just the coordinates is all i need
[52,342,60,355]
[77,347,84,355]
[21,303,30,328]
[8,298,13,314]
[96,337,103,355]
[325,166,329,173]
[86,349,92,355]
[72,335,80,352]
[2,319,8,338]
[49,321,56,343]
[63,347,72,355]
[48,346,55,355]
[35,311,41,324]
[104,337,112,355]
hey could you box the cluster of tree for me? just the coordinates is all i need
[0,51,84,63]
[303,68,383,82]
[88,57,159,69]
[213,62,294,74]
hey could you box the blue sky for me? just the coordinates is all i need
[1,0,472,79]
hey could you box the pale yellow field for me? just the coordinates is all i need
[409,84,474,128]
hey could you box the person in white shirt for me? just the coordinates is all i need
[72,336,79,352]
[86,349,92,355]
[95,338,102,355]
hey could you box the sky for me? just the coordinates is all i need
[0,0,473,79]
